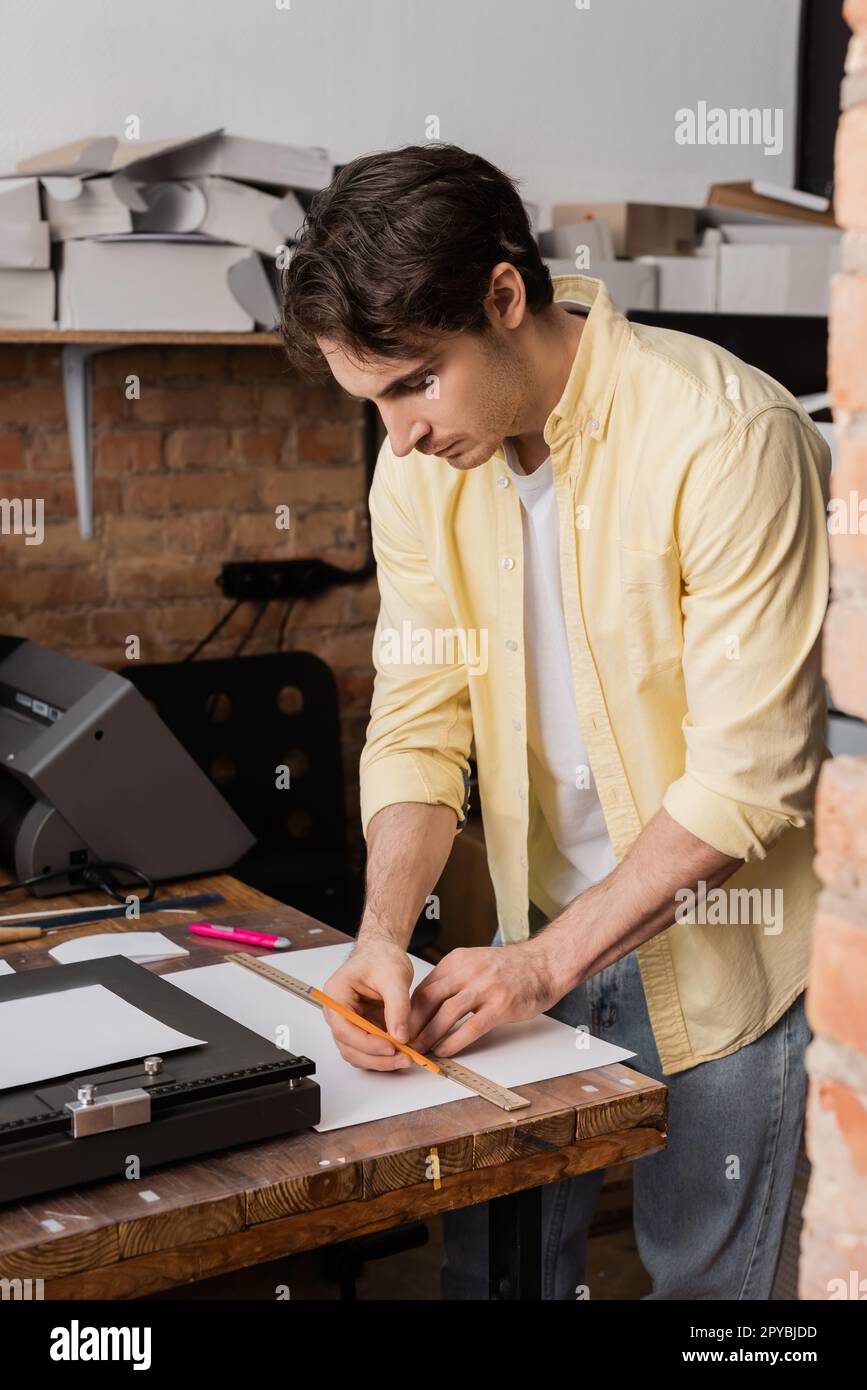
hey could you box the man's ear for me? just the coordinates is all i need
[487,262,527,330]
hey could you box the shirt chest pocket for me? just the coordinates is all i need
[620,545,684,686]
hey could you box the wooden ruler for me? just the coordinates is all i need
[230,952,530,1112]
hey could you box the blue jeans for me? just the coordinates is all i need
[441,903,810,1300]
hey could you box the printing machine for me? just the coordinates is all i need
[0,955,320,1204]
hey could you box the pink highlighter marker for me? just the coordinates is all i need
[188,922,291,949]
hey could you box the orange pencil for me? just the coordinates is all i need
[307,984,442,1074]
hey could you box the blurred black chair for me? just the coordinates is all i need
[125,650,360,930]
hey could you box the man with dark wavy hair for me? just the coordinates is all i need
[280,144,830,1300]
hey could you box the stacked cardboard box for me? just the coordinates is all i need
[0,176,54,326]
[0,128,333,330]
[542,186,841,316]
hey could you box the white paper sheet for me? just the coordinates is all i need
[49,932,189,965]
[0,959,14,975]
[0,983,206,1091]
[166,944,635,1132]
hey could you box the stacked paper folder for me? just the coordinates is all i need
[0,128,332,331]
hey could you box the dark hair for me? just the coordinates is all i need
[279,143,553,377]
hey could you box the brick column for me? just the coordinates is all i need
[800,0,867,1302]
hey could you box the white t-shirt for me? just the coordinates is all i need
[503,301,618,920]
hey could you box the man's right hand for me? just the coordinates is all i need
[321,938,416,1071]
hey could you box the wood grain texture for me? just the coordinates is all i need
[46,1129,666,1300]
[0,873,667,1297]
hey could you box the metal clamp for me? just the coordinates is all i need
[65,1085,151,1138]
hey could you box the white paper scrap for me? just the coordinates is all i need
[49,932,189,965]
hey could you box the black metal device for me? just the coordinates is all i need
[0,635,256,896]
[0,956,319,1204]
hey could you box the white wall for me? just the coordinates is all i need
[0,0,803,220]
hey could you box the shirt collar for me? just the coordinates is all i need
[492,274,631,463]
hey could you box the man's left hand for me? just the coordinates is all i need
[407,937,568,1058]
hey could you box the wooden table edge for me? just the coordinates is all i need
[0,873,669,1297]
[41,1122,666,1299]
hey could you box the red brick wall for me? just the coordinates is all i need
[800,0,867,1301]
[0,341,378,868]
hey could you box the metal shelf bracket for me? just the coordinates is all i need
[61,343,113,540]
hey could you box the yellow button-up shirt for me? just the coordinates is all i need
[359,273,831,1075]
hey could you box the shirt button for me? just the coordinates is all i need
[497,475,510,488]
[518,788,526,800]
[505,639,517,651]
[520,853,528,868]
[512,718,521,731]
[501,556,515,570]
[588,417,599,431]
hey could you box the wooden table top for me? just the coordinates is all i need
[0,872,667,1298]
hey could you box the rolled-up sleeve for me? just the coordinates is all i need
[359,440,473,842]
[662,404,831,861]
